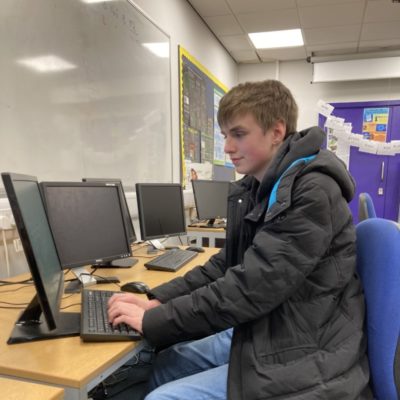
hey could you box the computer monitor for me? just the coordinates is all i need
[40,182,136,273]
[82,178,137,245]
[213,164,235,182]
[1,172,80,344]
[135,183,186,249]
[191,180,231,227]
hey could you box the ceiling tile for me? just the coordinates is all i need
[257,46,307,61]
[361,21,400,41]
[219,34,254,52]
[359,38,400,49]
[186,0,231,17]
[296,0,362,6]
[298,2,364,29]
[230,49,260,63]
[306,41,358,56]
[187,0,400,63]
[237,9,300,33]
[303,25,361,45]
[227,0,296,14]
[365,1,400,23]
[204,15,244,35]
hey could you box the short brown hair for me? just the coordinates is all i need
[217,80,298,137]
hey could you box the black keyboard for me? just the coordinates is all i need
[80,289,141,342]
[144,249,198,272]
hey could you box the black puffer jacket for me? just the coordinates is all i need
[143,127,372,399]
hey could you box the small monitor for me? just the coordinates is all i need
[192,180,231,227]
[136,183,186,244]
[1,172,80,344]
[40,182,134,270]
[213,164,235,182]
[82,178,137,245]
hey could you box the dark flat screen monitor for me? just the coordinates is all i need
[135,183,186,241]
[40,182,134,269]
[192,180,230,226]
[82,178,137,245]
[213,164,235,182]
[1,172,80,344]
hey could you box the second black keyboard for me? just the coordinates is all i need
[81,289,142,342]
[144,249,198,272]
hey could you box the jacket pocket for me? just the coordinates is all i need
[259,344,319,366]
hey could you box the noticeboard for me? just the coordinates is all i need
[179,46,234,187]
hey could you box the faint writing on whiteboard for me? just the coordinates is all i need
[101,2,140,43]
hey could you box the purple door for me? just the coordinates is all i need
[319,100,400,223]
[385,105,400,221]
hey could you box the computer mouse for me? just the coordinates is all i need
[186,246,205,253]
[120,281,150,294]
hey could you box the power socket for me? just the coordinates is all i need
[0,215,12,230]
[13,238,23,253]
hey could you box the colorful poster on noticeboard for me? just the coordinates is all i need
[362,108,389,142]
[179,46,233,188]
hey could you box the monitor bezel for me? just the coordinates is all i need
[191,179,230,221]
[40,181,132,269]
[135,183,187,241]
[1,172,63,331]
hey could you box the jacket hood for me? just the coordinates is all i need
[251,126,355,203]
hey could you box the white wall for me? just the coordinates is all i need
[238,60,400,130]
[132,0,237,181]
[0,0,236,278]
[4,0,400,278]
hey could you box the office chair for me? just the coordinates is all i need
[358,192,377,221]
[356,218,400,399]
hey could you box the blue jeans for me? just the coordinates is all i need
[144,328,233,400]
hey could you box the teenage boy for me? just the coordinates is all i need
[108,80,371,399]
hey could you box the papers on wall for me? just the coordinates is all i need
[317,100,334,117]
[319,100,400,164]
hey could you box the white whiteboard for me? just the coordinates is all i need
[0,0,172,193]
[312,57,400,83]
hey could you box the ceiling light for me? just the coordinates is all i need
[142,42,169,58]
[248,29,304,49]
[17,55,77,73]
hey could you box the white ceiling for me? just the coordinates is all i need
[186,0,400,63]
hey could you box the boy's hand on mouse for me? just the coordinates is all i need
[108,292,161,311]
[108,301,145,333]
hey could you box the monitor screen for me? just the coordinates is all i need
[213,164,235,182]
[40,182,132,269]
[82,178,136,244]
[1,172,80,343]
[136,183,186,241]
[192,180,230,224]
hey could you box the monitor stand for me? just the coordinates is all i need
[64,266,97,293]
[94,257,139,269]
[149,239,164,250]
[207,218,216,227]
[206,218,226,229]
[8,295,80,344]
[147,239,164,254]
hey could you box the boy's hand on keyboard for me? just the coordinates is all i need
[108,301,145,334]
[108,293,161,311]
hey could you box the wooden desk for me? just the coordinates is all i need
[0,377,64,400]
[0,248,218,400]
[187,226,226,248]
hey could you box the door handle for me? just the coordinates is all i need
[381,161,385,181]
